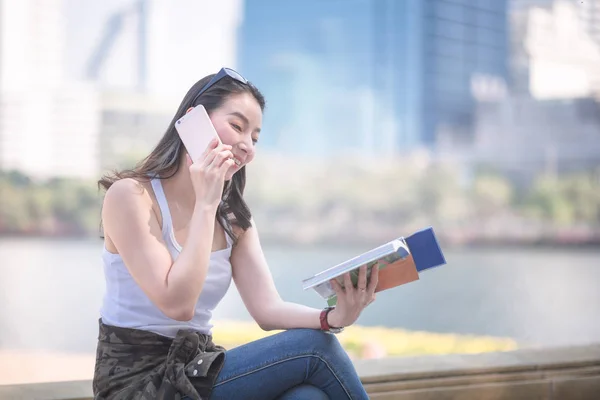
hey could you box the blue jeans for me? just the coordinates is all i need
[205,328,368,400]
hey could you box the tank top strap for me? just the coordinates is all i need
[151,177,233,250]
[225,227,234,248]
[218,214,234,248]
[150,178,174,237]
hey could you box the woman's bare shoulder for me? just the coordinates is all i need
[104,178,158,207]
[102,178,163,252]
[102,178,160,227]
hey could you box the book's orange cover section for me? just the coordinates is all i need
[375,254,419,292]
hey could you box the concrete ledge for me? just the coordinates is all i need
[0,380,92,400]
[1,344,599,400]
[354,343,600,399]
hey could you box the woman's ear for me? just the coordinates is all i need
[186,107,194,114]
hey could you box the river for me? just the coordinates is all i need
[1,238,599,355]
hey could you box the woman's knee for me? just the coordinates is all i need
[282,328,346,357]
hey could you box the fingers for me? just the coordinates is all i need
[367,264,380,294]
[330,278,344,296]
[332,268,377,328]
[218,157,235,176]
[213,149,234,168]
[199,137,220,163]
[357,265,368,291]
[205,137,220,153]
[343,272,353,292]
[364,265,379,306]
[201,143,233,169]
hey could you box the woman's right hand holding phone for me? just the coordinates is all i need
[186,138,234,210]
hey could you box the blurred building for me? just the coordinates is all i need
[66,0,243,97]
[0,0,100,179]
[98,90,172,172]
[511,0,600,100]
[238,0,509,156]
[473,97,600,179]
[237,0,375,156]
[0,0,246,178]
[64,0,245,172]
[465,0,600,180]
[578,0,600,47]
[512,0,600,47]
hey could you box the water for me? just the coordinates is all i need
[1,238,599,355]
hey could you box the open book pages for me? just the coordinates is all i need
[302,226,446,306]
[302,239,415,305]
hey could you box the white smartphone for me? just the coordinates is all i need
[175,105,221,163]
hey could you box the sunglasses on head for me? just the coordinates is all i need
[192,67,248,104]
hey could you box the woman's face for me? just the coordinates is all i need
[208,92,262,181]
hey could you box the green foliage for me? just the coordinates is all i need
[523,174,600,225]
[472,173,513,213]
[0,161,599,239]
[0,171,103,236]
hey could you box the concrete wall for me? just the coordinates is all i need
[358,344,600,399]
[1,344,599,399]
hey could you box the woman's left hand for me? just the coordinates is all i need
[327,265,379,328]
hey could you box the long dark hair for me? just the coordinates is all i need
[98,74,266,244]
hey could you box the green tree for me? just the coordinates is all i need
[523,175,574,225]
[471,173,513,218]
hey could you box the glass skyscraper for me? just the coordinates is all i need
[238,0,508,155]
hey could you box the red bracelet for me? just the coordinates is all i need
[320,306,344,334]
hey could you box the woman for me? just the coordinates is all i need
[94,67,379,400]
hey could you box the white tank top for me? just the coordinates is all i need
[99,177,233,338]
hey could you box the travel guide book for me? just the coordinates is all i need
[302,227,446,306]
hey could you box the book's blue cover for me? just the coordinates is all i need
[405,227,446,272]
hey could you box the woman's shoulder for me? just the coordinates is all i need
[103,178,155,215]
[101,178,163,250]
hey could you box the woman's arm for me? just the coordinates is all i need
[230,221,378,331]
[229,221,319,330]
[103,178,217,321]
[104,141,234,321]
